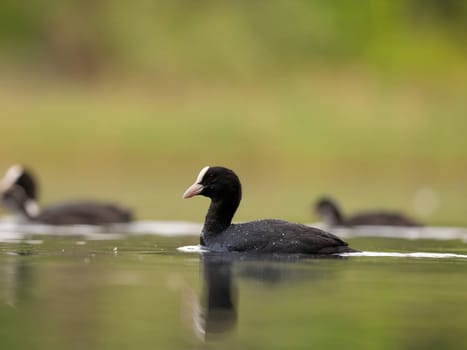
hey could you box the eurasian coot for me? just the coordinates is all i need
[315,197,421,227]
[183,166,357,254]
[1,165,133,225]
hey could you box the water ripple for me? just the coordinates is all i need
[1,217,467,243]
[176,246,467,259]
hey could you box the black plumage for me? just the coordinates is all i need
[183,166,357,254]
[315,197,421,227]
[1,165,133,225]
[33,201,133,225]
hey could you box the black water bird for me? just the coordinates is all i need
[183,166,357,254]
[1,165,133,225]
[315,197,421,227]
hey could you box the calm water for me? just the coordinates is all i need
[1,220,467,350]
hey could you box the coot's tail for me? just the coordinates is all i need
[318,245,361,254]
[339,246,361,253]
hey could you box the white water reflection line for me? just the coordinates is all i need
[1,217,467,242]
[126,221,202,236]
[177,245,207,253]
[176,246,467,259]
[342,251,467,259]
[0,219,203,243]
[310,223,467,242]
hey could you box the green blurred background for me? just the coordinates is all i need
[0,0,466,225]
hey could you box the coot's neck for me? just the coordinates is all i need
[321,203,345,226]
[330,204,345,225]
[202,196,240,238]
[17,171,39,201]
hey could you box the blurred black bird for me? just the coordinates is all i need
[1,165,133,225]
[314,197,421,227]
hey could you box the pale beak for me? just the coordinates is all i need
[183,183,204,199]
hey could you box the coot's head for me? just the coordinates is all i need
[183,166,242,203]
[314,197,343,226]
[1,165,38,200]
[1,165,40,217]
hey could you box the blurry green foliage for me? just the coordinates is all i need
[0,1,466,225]
[0,0,466,78]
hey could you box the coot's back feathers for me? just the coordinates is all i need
[184,166,357,255]
[315,197,421,227]
[36,201,133,225]
[207,219,356,254]
[345,212,420,227]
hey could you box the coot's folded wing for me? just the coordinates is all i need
[221,219,352,254]
[37,201,133,225]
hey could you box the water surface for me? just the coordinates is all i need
[0,220,466,350]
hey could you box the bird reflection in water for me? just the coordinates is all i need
[0,252,36,308]
[188,251,344,341]
[191,253,238,340]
